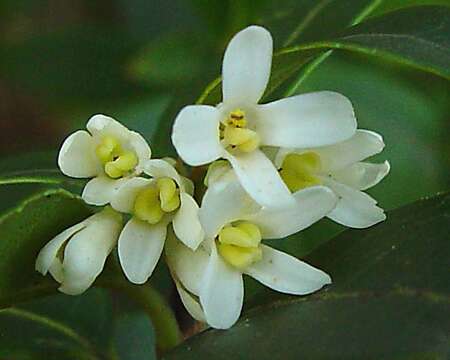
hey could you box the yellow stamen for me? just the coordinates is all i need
[217,243,262,270]
[217,221,263,269]
[157,177,180,212]
[218,221,261,248]
[279,152,322,193]
[134,187,164,224]
[222,109,260,153]
[96,136,138,179]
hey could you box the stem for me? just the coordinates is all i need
[99,279,182,355]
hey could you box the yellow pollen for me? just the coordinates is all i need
[133,178,180,224]
[279,152,322,193]
[96,136,138,179]
[217,221,263,269]
[221,109,260,153]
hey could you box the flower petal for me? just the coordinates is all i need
[58,130,100,178]
[222,25,272,105]
[144,159,184,190]
[256,91,356,148]
[165,234,209,295]
[59,209,122,295]
[200,245,243,329]
[173,193,204,250]
[118,218,166,284]
[172,105,223,166]
[247,186,337,239]
[199,179,260,240]
[245,245,331,294]
[313,130,385,172]
[225,149,294,208]
[110,177,152,213]
[129,131,152,169]
[35,222,86,275]
[325,179,386,228]
[86,114,130,141]
[82,176,127,206]
[174,279,206,322]
[332,161,390,191]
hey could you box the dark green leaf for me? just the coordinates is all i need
[0,189,92,308]
[164,192,450,359]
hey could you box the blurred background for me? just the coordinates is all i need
[0,0,449,355]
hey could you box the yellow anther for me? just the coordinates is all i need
[104,151,138,178]
[157,177,180,212]
[217,243,262,270]
[279,152,322,193]
[223,127,260,153]
[134,187,164,224]
[218,221,261,248]
[96,136,138,178]
[96,136,122,163]
[226,109,247,128]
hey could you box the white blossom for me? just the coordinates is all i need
[172,25,356,208]
[35,207,122,295]
[167,177,335,329]
[110,159,204,284]
[275,130,390,228]
[58,114,151,206]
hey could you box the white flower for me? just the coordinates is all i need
[172,25,356,208]
[35,207,123,295]
[58,114,151,206]
[167,177,335,329]
[275,130,390,228]
[110,159,204,284]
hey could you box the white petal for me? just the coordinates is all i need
[59,209,122,295]
[222,25,272,104]
[200,245,243,329]
[256,91,356,148]
[86,114,130,141]
[165,234,209,295]
[129,131,152,170]
[313,130,385,172]
[245,245,331,294]
[173,193,204,250]
[35,222,86,275]
[332,161,390,191]
[325,179,386,228]
[144,159,184,190]
[82,176,127,206]
[225,149,294,208]
[58,130,100,178]
[110,177,152,213]
[174,279,206,322]
[48,259,64,283]
[118,218,166,284]
[247,186,337,239]
[172,105,223,166]
[199,179,260,240]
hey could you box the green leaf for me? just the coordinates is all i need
[164,192,450,359]
[0,189,92,307]
[282,6,450,80]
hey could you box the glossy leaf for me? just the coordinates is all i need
[0,189,92,308]
[164,192,450,359]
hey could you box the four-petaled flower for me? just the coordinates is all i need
[110,159,204,284]
[172,25,357,208]
[36,207,123,295]
[58,114,151,206]
[167,177,336,329]
[275,130,390,228]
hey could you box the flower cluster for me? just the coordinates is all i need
[36,26,389,329]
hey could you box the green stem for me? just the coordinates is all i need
[99,279,182,355]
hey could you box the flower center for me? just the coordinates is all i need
[216,221,262,269]
[133,177,180,224]
[220,109,260,153]
[95,136,138,178]
[279,152,322,193]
